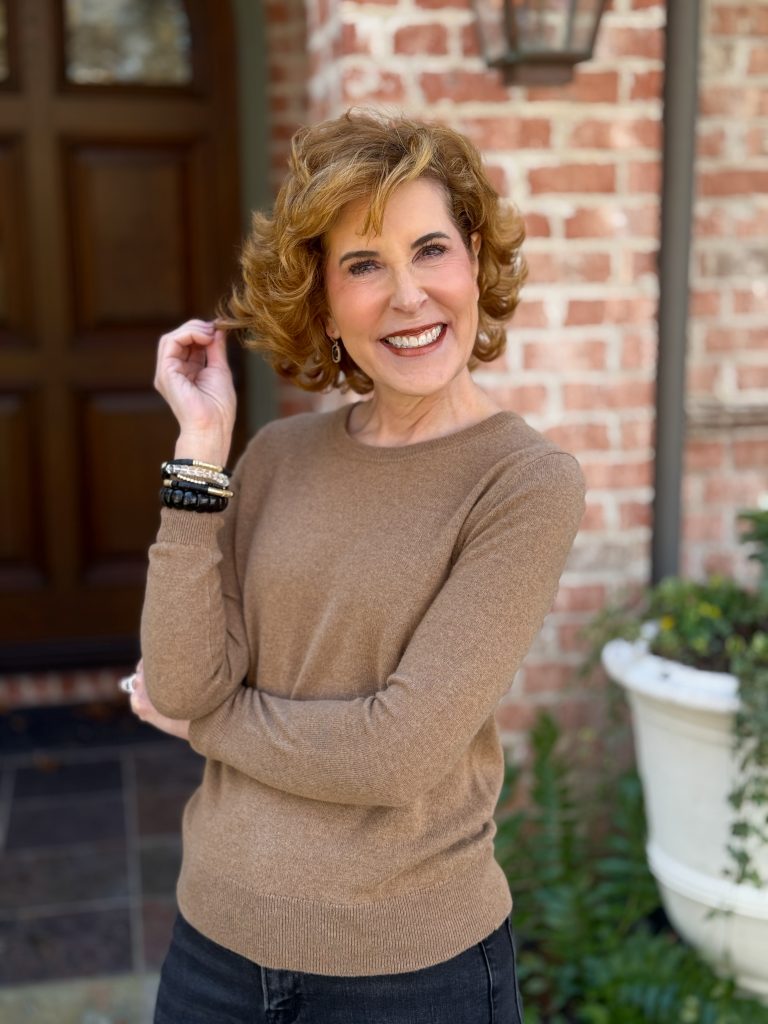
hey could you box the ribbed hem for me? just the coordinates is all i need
[176,852,512,976]
[156,506,227,545]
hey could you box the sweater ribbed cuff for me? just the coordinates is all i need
[156,506,227,546]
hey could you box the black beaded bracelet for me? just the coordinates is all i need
[162,476,233,498]
[160,486,228,513]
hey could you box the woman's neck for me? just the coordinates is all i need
[347,377,501,448]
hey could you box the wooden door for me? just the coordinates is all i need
[0,0,244,670]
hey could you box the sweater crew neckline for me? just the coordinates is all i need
[329,402,517,461]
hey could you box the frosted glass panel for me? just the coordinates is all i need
[0,1,8,82]
[64,0,193,85]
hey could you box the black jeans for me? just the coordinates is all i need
[154,911,525,1024]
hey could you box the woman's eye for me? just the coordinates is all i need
[418,244,448,260]
[348,260,377,277]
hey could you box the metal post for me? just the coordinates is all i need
[651,0,701,584]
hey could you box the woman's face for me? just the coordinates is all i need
[323,178,481,404]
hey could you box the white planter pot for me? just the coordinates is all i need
[602,636,768,1002]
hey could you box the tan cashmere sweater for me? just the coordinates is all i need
[140,403,586,976]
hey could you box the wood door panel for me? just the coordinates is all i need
[0,389,46,586]
[0,136,30,346]
[65,140,203,330]
[0,0,242,670]
[75,388,178,584]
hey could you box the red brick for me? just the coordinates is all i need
[684,513,725,543]
[699,85,764,117]
[341,67,406,104]
[526,251,612,284]
[694,207,729,237]
[569,117,660,150]
[629,69,663,100]
[523,212,551,238]
[737,365,768,389]
[483,163,508,195]
[704,327,768,352]
[580,501,607,531]
[687,364,719,393]
[734,289,768,315]
[565,204,659,239]
[545,422,611,451]
[337,21,371,55]
[523,662,573,695]
[461,117,552,150]
[703,475,765,505]
[600,26,664,60]
[522,339,607,372]
[621,333,657,371]
[558,622,594,656]
[746,127,768,158]
[563,380,655,411]
[699,170,768,197]
[697,128,727,159]
[529,164,616,194]
[419,70,508,104]
[627,160,662,193]
[690,290,721,317]
[631,250,657,279]
[495,701,536,734]
[748,45,768,74]
[553,584,607,614]
[566,296,657,326]
[620,502,653,529]
[393,23,449,55]
[512,300,549,328]
[580,459,653,489]
[461,22,482,57]
[621,417,654,449]
[414,0,467,6]
[710,5,768,35]
[685,440,726,470]
[734,439,768,469]
[497,384,550,415]
[527,70,619,104]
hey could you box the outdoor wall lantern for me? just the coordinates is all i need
[473,0,608,85]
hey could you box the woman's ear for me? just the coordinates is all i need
[470,232,482,260]
[325,316,340,340]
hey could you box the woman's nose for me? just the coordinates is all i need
[389,268,427,313]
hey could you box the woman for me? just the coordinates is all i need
[129,109,585,1023]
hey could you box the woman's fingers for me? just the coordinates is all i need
[153,319,236,441]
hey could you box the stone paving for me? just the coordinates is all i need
[0,700,203,1022]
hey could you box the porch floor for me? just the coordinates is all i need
[0,699,202,1022]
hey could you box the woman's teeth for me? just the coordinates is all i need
[383,325,443,349]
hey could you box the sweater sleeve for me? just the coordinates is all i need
[139,447,253,720]
[187,452,586,806]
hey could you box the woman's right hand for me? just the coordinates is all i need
[154,319,236,466]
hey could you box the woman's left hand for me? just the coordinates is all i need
[127,659,191,741]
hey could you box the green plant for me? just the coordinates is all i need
[496,712,768,1023]
[579,508,768,887]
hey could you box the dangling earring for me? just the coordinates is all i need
[331,339,342,364]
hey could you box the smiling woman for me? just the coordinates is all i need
[135,108,586,1024]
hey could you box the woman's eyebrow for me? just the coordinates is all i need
[338,231,451,267]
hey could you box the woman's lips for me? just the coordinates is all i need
[379,323,447,357]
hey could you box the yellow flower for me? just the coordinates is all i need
[698,602,721,619]
[659,615,676,631]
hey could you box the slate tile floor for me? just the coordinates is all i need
[0,700,203,1022]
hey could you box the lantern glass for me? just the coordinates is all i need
[474,0,606,74]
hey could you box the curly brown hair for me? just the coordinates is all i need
[218,108,528,394]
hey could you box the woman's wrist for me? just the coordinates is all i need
[174,432,232,468]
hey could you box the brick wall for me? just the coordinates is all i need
[684,0,768,584]
[259,0,767,756]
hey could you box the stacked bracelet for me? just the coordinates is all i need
[161,458,233,513]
